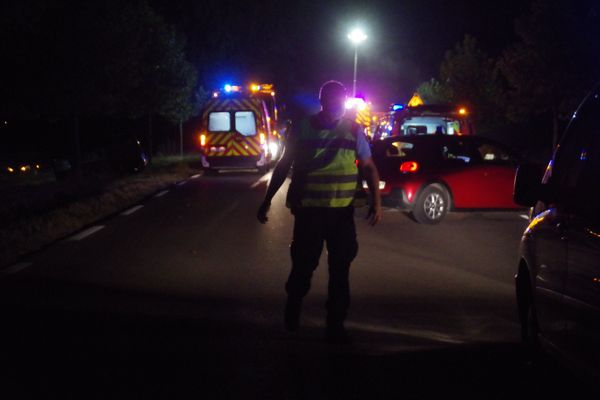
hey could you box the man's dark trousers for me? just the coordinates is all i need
[286,206,358,328]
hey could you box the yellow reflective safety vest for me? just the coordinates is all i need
[287,115,359,208]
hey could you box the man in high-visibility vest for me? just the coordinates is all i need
[257,81,382,344]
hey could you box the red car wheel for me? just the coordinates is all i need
[412,184,449,224]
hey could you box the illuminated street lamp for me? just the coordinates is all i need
[347,28,367,97]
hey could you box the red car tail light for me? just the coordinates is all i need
[400,161,419,173]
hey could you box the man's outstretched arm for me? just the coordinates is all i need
[256,143,294,223]
[360,157,382,226]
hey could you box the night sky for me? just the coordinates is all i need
[150,0,534,111]
[1,0,598,162]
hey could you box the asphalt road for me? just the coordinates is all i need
[0,171,593,399]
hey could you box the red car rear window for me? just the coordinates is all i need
[382,141,415,158]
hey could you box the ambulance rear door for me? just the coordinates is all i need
[228,108,263,158]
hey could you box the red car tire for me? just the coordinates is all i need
[412,184,450,224]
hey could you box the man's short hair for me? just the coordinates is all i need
[319,81,347,101]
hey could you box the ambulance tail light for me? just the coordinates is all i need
[400,161,419,173]
[259,133,266,145]
[200,134,207,147]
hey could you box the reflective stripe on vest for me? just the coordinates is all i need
[296,117,358,208]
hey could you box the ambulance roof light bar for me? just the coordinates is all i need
[213,83,275,98]
[224,84,241,93]
[213,84,242,98]
[250,83,275,95]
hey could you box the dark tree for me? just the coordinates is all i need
[416,78,451,105]
[498,0,600,146]
[416,35,506,135]
[0,0,199,165]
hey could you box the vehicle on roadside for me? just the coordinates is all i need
[248,83,281,139]
[514,86,600,383]
[367,134,522,223]
[107,135,148,174]
[345,96,374,138]
[3,161,43,176]
[373,94,475,141]
[197,84,280,174]
[51,158,72,180]
[389,104,474,137]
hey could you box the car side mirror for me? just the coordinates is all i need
[513,163,546,206]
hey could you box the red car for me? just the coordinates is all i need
[368,135,523,223]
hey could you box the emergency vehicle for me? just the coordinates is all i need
[198,84,281,173]
[379,93,475,139]
[344,97,373,138]
[249,83,280,137]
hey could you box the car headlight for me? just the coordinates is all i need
[269,142,279,158]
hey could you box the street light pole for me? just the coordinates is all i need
[347,28,367,98]
[352,45,358,97]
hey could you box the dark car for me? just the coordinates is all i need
[369,135,522,223]
[107,135,148,174]
[514,87,600,382]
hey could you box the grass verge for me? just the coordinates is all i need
[0,155,200,268]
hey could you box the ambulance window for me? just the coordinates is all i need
[235,111,257,136]
[208,112,231,132]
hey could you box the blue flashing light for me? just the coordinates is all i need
[392,104,405,111]
[224,84,232,92]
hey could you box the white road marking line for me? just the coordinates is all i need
[251,172,272,188]
[121,205,144,216]
[154,190,169,198]
[177,180,187,186]
[1,262,33,276]
[190,174,201,179]
[520,214,530,220]
[68,225,105,241]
